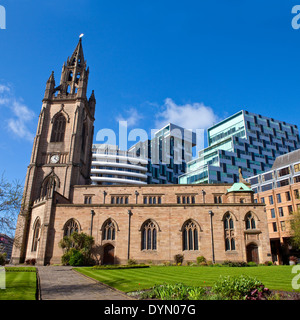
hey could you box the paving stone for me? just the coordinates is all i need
[37,266,132,300]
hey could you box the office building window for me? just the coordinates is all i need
[276,194,281,203]
[270,208,276,219]
[294,163,300,172]
[286,191,291,201]
[269,195,274,205]
[278,207,284,217]
[272,222,278,232]
[280,221,286,231]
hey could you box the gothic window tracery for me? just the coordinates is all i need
[245,212,256,230]
[31,219,41,252]
[182,220,199,251]
[51,114,66,142]
[64,219,79,237]
[102,219,116,241]
[224,213,236,251]
[141,220,157,250]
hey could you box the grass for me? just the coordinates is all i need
[75,265,300,293]
[0,267,37,300]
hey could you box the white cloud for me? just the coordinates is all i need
[0,83,35,142]
[0,84,10,94]
[155,98,219,131]
[116,107,143,127]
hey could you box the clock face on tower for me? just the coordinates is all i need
[50,154,60,164]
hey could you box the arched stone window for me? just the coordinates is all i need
[141,220,157,250]
[102,219,116,241]
[245,212,256,230]
[40,172,60,199]
[51,113,66,142]
[64,219,79,237]
[182,220,199,251]
[224,213,235,251]
[31,219,41,252]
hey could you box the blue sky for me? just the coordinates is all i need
[1,0,300,183]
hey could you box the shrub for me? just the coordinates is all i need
[247,261,257,267]
[174,254,184,264]
[222,260,247,267]
[141,283,207,300]
[289,256,298,264]
[127,259,137,265]
[0,252,6,266]
[197,256,206,265]
[92,264,149,270]
[264,261,273,266]
[25,258,36,266]
[59,232,95,266]
[69,250,85,266]
[61,250,73,265]
[212,275,270,300]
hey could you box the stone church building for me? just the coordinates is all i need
[11,40,272,266]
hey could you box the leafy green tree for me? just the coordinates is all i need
[290,209,300,250]
[59,232,95,266]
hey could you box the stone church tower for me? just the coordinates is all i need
[11,39,96,264]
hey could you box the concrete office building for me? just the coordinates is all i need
[247,149,300,264]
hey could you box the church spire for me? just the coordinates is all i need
[58,38,89,98]
[68,38,85,70]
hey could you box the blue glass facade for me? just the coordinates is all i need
[179,110,300,184]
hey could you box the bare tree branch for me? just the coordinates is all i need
[0,173,23,238]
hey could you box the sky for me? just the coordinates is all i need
[1,0,300,184]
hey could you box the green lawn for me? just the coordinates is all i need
[75,265,300,293]
[0,267,37,300]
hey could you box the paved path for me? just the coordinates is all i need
[37,266,132,300]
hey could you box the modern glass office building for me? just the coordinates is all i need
[91,144,148,185]
[129,123,196,184]
[91,123,196,185]
[179,110,300,184]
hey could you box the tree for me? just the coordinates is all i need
[0,173,23,238]
[290,209,300,250]
[59,232,95,266]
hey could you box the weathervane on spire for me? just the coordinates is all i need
[79,33,84,39]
